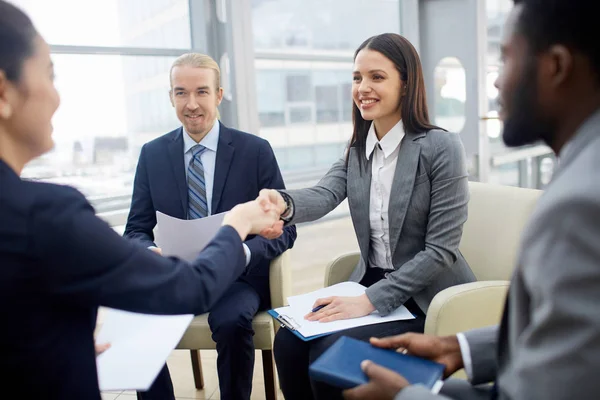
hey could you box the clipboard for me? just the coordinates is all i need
[267,309,331,342]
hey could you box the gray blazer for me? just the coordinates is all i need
[397,110,600,400]
[285,129,475,316]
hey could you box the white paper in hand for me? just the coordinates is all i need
[96,308,193,391]
[155,211,226,262]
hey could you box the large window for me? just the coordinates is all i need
[252,0,400,172]
[485,0,554,188]
[11,0,192,218]
[15,0,190,48]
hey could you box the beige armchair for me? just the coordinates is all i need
[323,182,542,376]
[176,250,291,400]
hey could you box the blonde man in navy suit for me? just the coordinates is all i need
[124,53,297,400]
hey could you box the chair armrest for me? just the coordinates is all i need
[269,250,292,308]
[324,252,360,287]
[424,281,509,336]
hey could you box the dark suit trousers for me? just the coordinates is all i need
[138,280,266,400]
[273,268,426,400]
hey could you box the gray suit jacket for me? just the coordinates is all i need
[285,129,475,315]
[397,110,600,400]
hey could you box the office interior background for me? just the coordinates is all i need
[14,0,556,229]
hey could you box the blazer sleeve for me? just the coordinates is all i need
[243,141,297,271]
[365,132,469,315]
[123,144,157,247]
[32,186,247,315]
[395,385,453,400]
[494,197,600,400]
[463,325,499,385]
[281,156,349,225]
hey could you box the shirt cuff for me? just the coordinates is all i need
[242,243,251,267]
[456,332,473,381]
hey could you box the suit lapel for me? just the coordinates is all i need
[347,147,372,262]
[388,132,424,258]
[211,123,235,213]
[168,128,189,215]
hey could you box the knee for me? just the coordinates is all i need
[208,310,253,341]
[274,328,305,364]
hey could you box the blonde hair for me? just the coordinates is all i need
[170,53,221,90]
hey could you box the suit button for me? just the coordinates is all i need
[384,272,390,278]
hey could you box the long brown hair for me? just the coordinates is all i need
[347,33,443,164]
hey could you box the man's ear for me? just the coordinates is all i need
[545,44,574,88]
[216,87,224,106]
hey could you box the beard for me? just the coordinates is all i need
[502,57,556,148]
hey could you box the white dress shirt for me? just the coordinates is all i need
[365,121,405,270]
[456,332,474,380]
[181,121,251,266]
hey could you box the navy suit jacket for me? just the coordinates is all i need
[124,123,296,303]
[0,159,252,399]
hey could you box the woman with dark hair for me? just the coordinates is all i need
[0,1,283,398]
[263,33,476,399]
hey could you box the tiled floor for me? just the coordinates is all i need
[102,217,358,400]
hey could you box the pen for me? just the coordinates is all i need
[311,304,327,313]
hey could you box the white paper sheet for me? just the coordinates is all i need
[96,308,194,391]
[155,211,226,262]
[276,282,415,338]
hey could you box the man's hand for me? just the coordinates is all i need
[95,342,111,356]
[304,294,376,322]
[370,333,463,378]
[343,360,409,400]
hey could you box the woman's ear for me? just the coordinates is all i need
[0,71,13,120]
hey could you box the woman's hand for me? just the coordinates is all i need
[223,198,283,240]
[95,342,111,356]
[304,294,376,322]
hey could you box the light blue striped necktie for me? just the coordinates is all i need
[187,144,208,219]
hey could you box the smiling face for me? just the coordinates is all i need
[169,65,223,139]
[352,48,403,132]
[0,35,60,162]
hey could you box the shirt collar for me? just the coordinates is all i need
[183,120,220,154]
[365,120,405,160]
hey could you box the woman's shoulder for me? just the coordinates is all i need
[415,128,464,158]
[22,180,91,220]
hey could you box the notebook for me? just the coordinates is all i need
[268,282,415,341]
[309,336,445,390]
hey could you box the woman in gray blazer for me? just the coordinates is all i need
[263,33,476,400]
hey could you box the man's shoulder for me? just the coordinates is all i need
[144,127,181,150]
[526,140,600,238]
[222,125,270,149]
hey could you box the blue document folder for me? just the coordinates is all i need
[309,336,445,389]
[267,309,330,341]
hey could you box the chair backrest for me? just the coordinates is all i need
[269,250,292,308]
[459,182,542,281]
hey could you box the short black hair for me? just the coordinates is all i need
[513,0,600,82]
[0,0,38,82]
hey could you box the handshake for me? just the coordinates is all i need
[221,189,288,241]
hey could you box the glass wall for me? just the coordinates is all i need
[12,0,191,215]
[251,0,401,172]
[485,0,555,188]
